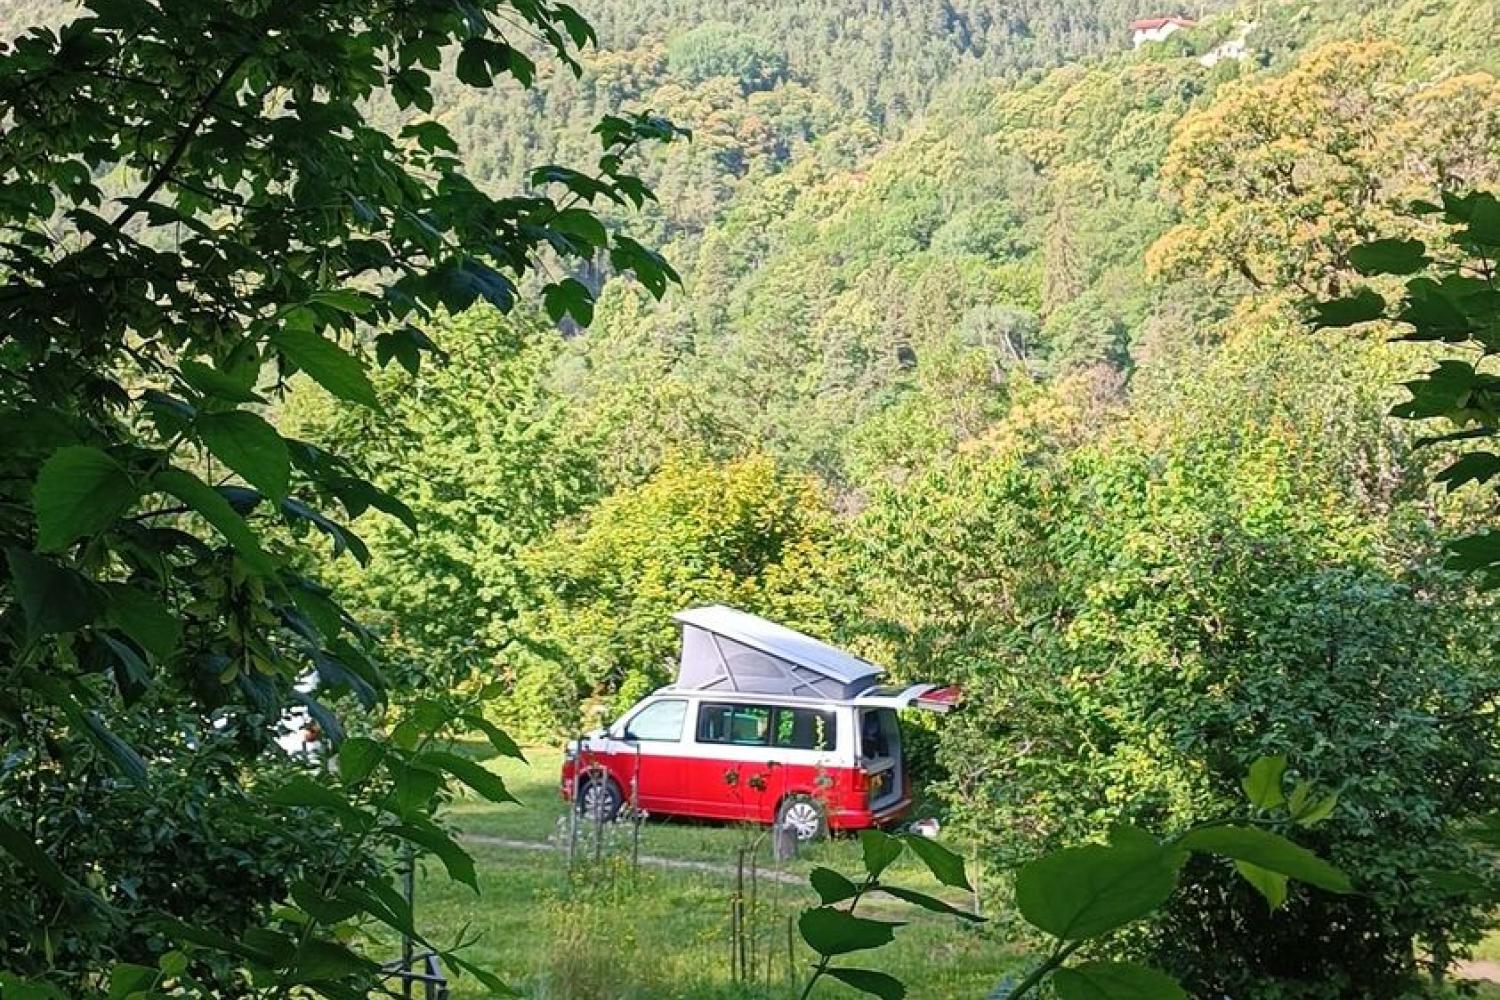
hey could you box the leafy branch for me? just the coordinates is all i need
[796,756,1347,1000]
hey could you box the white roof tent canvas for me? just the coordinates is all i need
[672,605,883,700]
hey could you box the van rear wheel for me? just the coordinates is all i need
[777,795,827,842]
[577,776,621,822]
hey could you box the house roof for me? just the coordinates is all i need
[672,605,883,686]
[1129,16,1195,30]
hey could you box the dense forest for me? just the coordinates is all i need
[280,0,1500,991]
[4,0,1500,997]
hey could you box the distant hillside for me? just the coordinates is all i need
[0,0,1238,248]
[549,0,1500,485]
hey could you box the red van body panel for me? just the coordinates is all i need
[561,748,910,831]
[559,685,956,835]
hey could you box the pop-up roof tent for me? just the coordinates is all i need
[670,605,959,712]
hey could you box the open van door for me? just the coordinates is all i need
[852,683,961,714]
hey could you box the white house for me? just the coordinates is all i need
[1130,16,1196,47]
[1200,21,1257,66]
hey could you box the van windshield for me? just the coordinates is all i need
[623,699,687,741]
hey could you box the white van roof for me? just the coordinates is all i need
[671,605,883,700]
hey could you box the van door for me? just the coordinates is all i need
[857,707,904,812]
[687,701,780,822]
[616,697,690,813]
[852,684,961,713]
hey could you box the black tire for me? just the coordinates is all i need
[576,775,622,822]
[776,794,827,843]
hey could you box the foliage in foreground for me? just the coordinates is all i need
[798,765,1350,1000]
[1314,190,1500,586]
[0,0,678,994]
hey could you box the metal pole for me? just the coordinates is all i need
[631,743,642,876]
[592,763,604,866]
[735,847,747,981]
[567,732,582,870]
[786,913,795,988]
[401,840,415,1000]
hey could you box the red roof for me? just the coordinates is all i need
[1129,16,1196,30]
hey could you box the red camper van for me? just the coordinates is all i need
[561,605,958,841]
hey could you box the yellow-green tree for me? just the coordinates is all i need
[1149,41,1500,300]
[506,453,849,734]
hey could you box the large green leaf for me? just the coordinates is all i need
[543,277,595,326]
[1287,783,1339,827]
[0,817,77,896]
[154,467,275,573]
[1436,452,1500,492]
[826,967,906,1000]
[179,359,261,403]
[391,821,478,891]
[1347,238,1429,276]
[266,777,362,824]
[284,938,379,984]
[154,919,278,965]
[33,445,137,550]
[103,582,181,661]
[876,885,983,922]
[197,409,291,501]
[1446,530,1500,578]
[1242,755,1286,810]
[459,713,526,761]
[337,737,385,786]
[810,867,860,905]
[1052,961,1186,1000]
[1235,861,1288,910]
[271,325,379,409]
[860,829,904,878]
[1014,842,1186,941]
[386,758,442,818]
[1310,288,1385,329]
[6,547,103,636]
[902,834,971,891]
[333,880,422,942]
[79,711,147,784]
[414,750,517,804]
[0,974,66,1000]
[289,880,362,925]
[1178,825,1352,892]
[108,963,159,1000]
[798,906,902,956]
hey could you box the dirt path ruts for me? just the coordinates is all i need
[461,834,806,885]
[1456,960,1500,985]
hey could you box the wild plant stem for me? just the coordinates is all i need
[797,874,877,1000]
[1005,938,1084,999]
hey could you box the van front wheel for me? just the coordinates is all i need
[776,795,827,842]
[577,776,621,822]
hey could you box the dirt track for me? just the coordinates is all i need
[462,833,806,885]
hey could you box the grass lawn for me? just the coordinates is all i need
[411,744,1024,999]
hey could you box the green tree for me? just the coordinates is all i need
[509,453,849,733]
[284,308,597,674]
[855,326,1500,997]
[0,0,676,993]
[1149,41,1500,301]
[665,22,787,93]
[1314,189,1500,587]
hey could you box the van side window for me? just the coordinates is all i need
[624,699,687,742]
[697,703,772,746]
[772,706,836,751]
